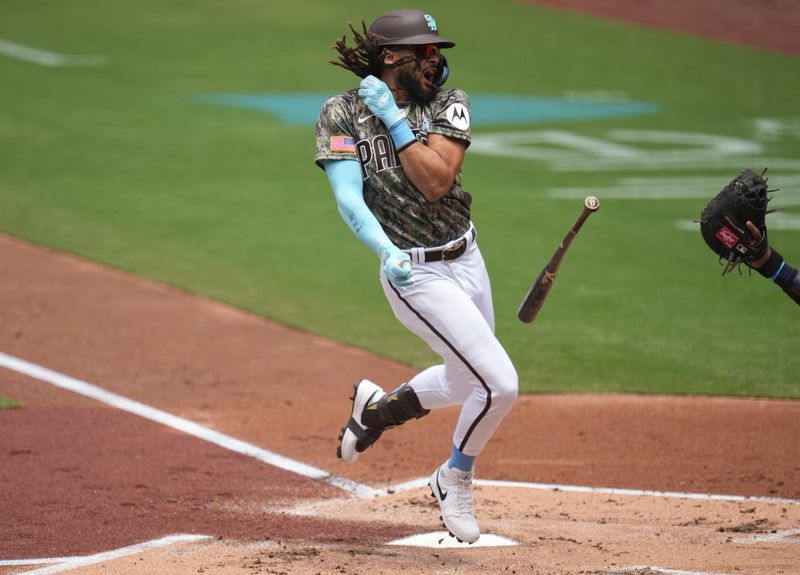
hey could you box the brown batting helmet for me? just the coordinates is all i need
[368,9,455,48]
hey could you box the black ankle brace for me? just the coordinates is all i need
[361,383,429,429]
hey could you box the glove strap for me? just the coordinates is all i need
[389,120,416,152]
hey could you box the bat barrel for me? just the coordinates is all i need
[517,267,554,322]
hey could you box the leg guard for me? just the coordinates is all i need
[361,383,430,429]
[341,422,384,455]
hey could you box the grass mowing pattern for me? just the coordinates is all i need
[0,0,797,397]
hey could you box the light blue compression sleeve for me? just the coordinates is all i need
[323,159,394,258]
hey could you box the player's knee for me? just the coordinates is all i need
[487,361,518,414]
[492,378,518,414]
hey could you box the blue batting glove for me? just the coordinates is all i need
[358,75,406,128]
[381,246,414,288]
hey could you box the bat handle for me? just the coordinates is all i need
[517,196,600,323]
[573,196,600,231]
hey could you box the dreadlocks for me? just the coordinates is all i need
[330,21,385,79]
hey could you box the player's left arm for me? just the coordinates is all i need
[747,221,800,305]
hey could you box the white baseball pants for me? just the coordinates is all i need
[380,228,518,457]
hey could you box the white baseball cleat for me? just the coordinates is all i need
[429,461,480,543]
[336,379,386,463]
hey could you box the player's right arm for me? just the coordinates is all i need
[322,159,413,288]
[396,134,466,203]
[358,76,465,203]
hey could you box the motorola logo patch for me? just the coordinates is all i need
[446,103,470,130]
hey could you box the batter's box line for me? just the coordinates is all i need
[2,350,799,508]
[0,534,212,574]
[612,567,734,575]
[0,350,368,496]
[736,528,800,544]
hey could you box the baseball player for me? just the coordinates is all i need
[314,9,518,543]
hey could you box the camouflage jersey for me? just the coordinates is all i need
[315,87,472,249]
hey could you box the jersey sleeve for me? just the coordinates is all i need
[427,88,471,147]
[315,94,359,169]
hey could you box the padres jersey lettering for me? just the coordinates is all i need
[315,88,472,249]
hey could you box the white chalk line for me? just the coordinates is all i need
[0,351,377,498]
[2,350,800,510]
[737,528,800,544]
[350,475,800,506]
[0,38,105,67]
[474,479,800,506]
[614,567,734,575]
[0,558,66,566]
[0,534,211,574]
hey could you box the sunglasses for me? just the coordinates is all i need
[414,44,441,59]
[390,44,441,60]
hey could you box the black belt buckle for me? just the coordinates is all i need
[441,238,466,261]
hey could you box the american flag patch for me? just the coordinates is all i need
[330,136,356,152]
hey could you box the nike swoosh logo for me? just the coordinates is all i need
[357,114,374,124]
[435,470,448,501]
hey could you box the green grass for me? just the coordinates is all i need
[0,0,797,397]
[0,396,23,410]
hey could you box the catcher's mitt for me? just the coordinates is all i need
[699,167,774,275]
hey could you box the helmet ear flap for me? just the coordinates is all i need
[433,54,449,87]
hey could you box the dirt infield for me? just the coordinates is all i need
[1,231,798,575]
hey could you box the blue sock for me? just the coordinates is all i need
[448,444,475,472]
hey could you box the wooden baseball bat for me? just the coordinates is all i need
[517,196,600,323]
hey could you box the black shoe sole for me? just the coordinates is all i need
[335,383,359,459]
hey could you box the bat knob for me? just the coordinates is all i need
[584,196,600,211]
